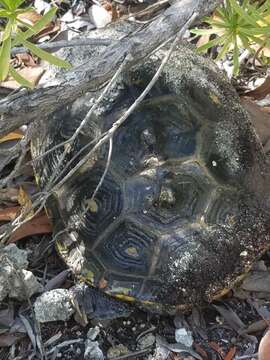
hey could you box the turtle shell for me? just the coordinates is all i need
[32,45,270,313]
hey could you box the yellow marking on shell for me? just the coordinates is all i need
[84,271,95,284]
[56,239,68,253]
[141,300,155,306]
[85,199,98,213]
[125,246,139,257]
[209,92,221,105]
[115,294,135,302]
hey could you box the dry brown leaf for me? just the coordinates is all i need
[32,21,60,42]
[241,98,270,153]
[18,187,34,218]
[224,347,236,360]
[193,343,208,359]
[0,206,20,221]
[17,10,43,27]
[258,329,270,360]
[9,212,52,243]
[0,67,44,90]
[196,34,211,48]
[16,53,37,67]
[209,342,226,359]
[245,76,270,100]
[0,131,23,144]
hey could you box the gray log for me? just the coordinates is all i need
[0,0,221,136]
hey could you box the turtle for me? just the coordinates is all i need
[31,44,270,318]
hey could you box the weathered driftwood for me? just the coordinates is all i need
[0,0,221,137]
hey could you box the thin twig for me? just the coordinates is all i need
[0,10,198,244]
[52,11,198,192]
[34,53,129,192]
[91,136,113,201]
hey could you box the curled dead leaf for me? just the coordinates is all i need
[244,77,270,101]
[0,207,20,221]
[18,186,34,218]
[224,347,236,360]
[0,131,23,144]
[0,67,44,90]
[9,212,52,243]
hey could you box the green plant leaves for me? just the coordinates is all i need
[16,34,72,69]
[0,3,71,87]
[9,66,34,88]
[12,7,57,46]
[0,36,11,81]
[0,19,13,80]
[191,0,270,76]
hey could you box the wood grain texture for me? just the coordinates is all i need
[0,0,221,136]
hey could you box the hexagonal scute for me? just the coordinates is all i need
[103,98,200,178]
[102,272,143,299]
[94,221,156,276]
[204,189,240,226]
[59,166,123,246]
[139,161,215,229]
[123,173,160,214]
[198,123,256,186]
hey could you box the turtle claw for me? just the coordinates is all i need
[70,284,132,321]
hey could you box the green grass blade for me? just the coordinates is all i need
[216,35,233,60]
[12,7,57,46]
[9,66,34,88]
[228,0,258,26]
[19,36,72,69]
[197,34,228,53]
[0,9,10,17]
[233,38,240,75]
[0,35,11,81]
[0,0,11,10]
[190,28,220,36]
[238,26,270,36]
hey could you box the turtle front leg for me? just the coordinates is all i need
[70,284,132,321]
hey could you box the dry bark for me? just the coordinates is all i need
[0,0,221,137]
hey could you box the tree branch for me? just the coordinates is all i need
[0,0,221,137]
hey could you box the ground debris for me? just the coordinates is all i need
[34,288,74,322]
[0,243,43,301]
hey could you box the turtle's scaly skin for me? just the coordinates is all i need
[32,45,270,313]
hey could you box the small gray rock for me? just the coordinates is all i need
[88,5,112,29]
[34,289,74,322]
[107,344,129,359]
[175,328,193,347]
[84,339,104,360]
[2,244,29,268]
[0,244,43,301]
[9,269,43,300]
[137,333,156,350]
[87,326,100,341]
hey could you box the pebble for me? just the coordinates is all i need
[88,5,112,29]
[137,333,156,349]
[107,344,129,359]
[87,326,100,341]
[84,340,104,360]
[175,328,193,347]
[34,289,74,322]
